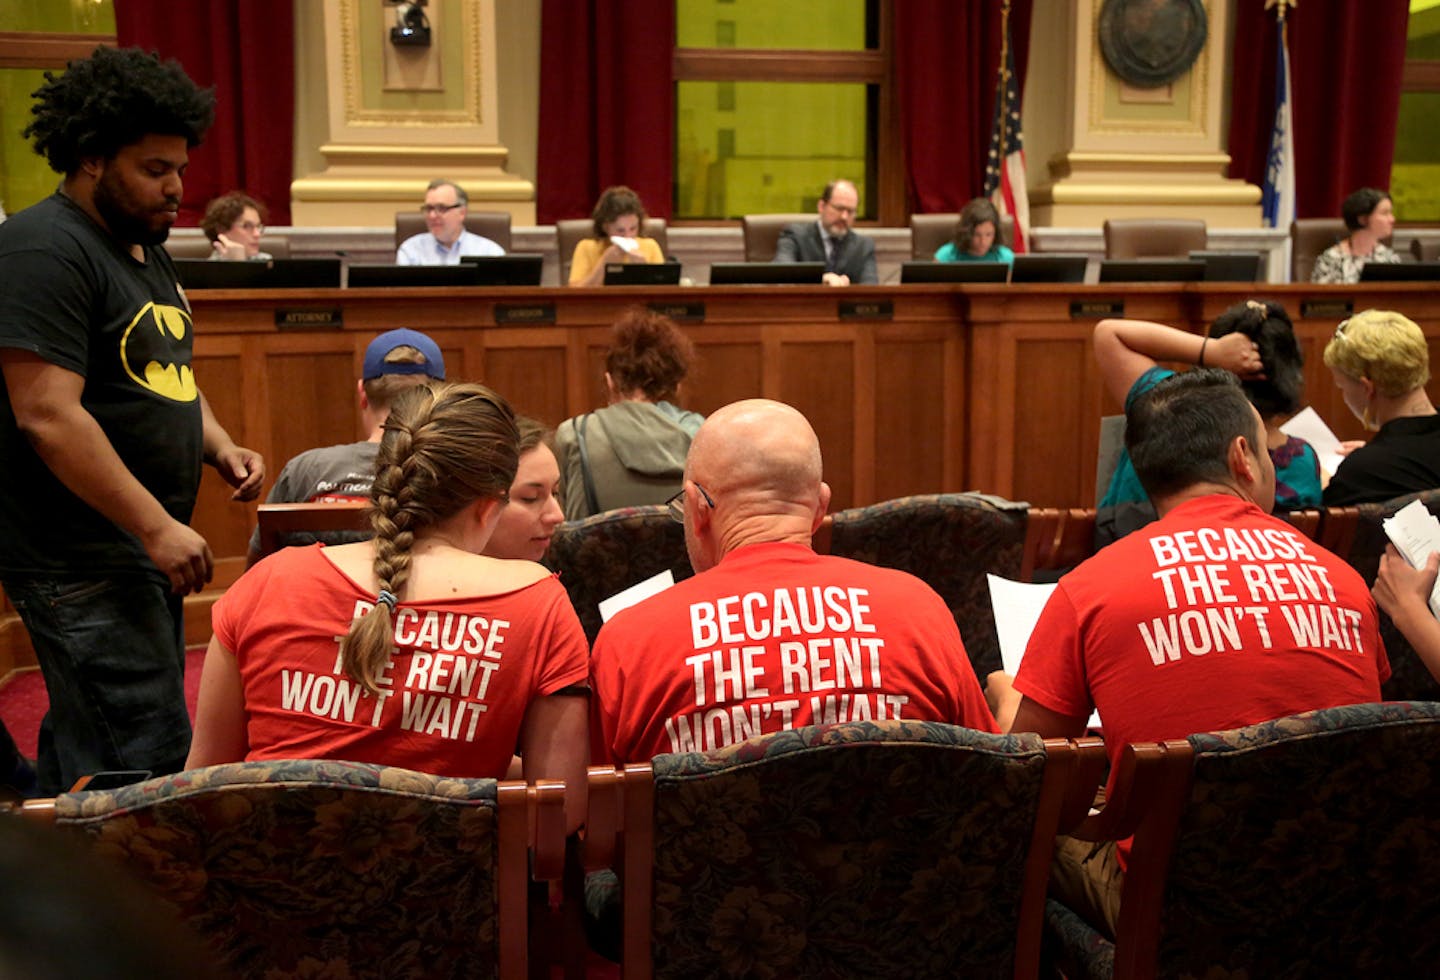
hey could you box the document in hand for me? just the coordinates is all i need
[1280,406,1347,478]
[986,573,1101,729]
[1381,500,1440,620]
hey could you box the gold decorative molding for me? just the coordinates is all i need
[1032,181,1260,206]
[338,0,483,127]
[291,175,534,202]
[1048,151,1236,178]
[1086,0,1211,138]
[318,143,509,167]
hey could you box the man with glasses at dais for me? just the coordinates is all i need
[773,178,878,286]
[396,178,505,265]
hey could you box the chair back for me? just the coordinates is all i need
[394,210,513,251]
[827,493,1029,680]
[1339,488,1440,701]
[910,213,1015,259]
[592,721,1102,980]
[556,218,669,283]
[164,234,292,261]
[1103,219,1206,259]
[1107,703,1440,979]
[32,760,549,979]
[255,500,371,560]
[1290,218,1347,282]
[544,505,693,644]
[1411,237,1440,262]
[742,213,814,262]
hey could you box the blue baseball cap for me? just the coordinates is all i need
[362,328,445,381]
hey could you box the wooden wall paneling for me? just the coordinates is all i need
[480,332,572,426]
[684,328,766,416]
[192,352,256,570]
[872,324,949,500]
[778,333,857,509]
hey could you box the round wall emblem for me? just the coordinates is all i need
[1098,0,1209,88]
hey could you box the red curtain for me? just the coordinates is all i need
[894,0,1034,214]
[536,0,676,224]
[1227,0,1409,219]
[114,0,295,226]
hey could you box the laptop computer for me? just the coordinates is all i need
[1189,250,1263,283]
[1358,261,1440,282]
[345,264,477,288]
[460,254,545,286]
[900,261,1009,284]
[1009,254,1088,284]
[708,262,826,285]
[1097,259,1206,283]
[173,258,343,290]
[603,261,682,286]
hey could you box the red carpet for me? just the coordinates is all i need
[0,648,206,759]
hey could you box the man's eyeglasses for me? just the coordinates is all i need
[666,483,715,524]
[421,203,463,215]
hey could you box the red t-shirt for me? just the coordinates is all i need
[1015,495,1388,864]
[212,544,589,778]
[590,541,998,766]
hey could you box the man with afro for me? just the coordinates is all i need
[0,47,264,792]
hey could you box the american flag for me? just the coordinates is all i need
[984,14,1030,254]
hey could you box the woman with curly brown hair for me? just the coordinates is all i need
[200,190,269,260]
[189,383,589,829]
[555,308,703,519]
[567,185,665,287]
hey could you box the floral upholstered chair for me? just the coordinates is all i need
[1342,488,1440,701]
[588,719,1104,980]
[544,505,693,644]
[1047,701,1440,979]
[827,493,1029,679]
[23,759,551,980]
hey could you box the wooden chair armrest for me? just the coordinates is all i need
[583,766,623,871]
[1056,736,1109,833]
[529,779,567,882]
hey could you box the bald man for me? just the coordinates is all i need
[589,399,997,766]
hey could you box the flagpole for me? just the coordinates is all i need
[996,0,1012,161]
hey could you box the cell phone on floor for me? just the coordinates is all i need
[70,770,153,791]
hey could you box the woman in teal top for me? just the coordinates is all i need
[1098,301,1324,512]
[934,197,1015,264]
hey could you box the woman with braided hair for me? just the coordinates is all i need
[188,383,589,828]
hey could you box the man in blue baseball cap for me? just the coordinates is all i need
[244,328,445,564]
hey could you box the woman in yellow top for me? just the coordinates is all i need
[568,185,665,286]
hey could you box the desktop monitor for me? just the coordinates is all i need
[708,262,826,285]
[603,261,682,286]
[1097,259,1206,283]
[1358,261,1440,282]
[900,261,1009,284]
[1189,250,1263,283]
[345,264,477,288]
[173,258,342,290]
[460,254,545,286]
[1009,254,1088,284]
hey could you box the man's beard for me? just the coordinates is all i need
[93,169,175,247]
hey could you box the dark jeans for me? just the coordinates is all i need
[4,574,191,795]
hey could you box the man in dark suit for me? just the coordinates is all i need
[773,179,878,286]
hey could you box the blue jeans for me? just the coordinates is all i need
[4,574,191,795]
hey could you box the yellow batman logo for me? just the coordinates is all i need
[120,302,197,402]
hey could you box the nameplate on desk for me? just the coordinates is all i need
[1070,300,1123,319]
[494,303,556,325]
[1300,299,1354,319]
[839,300,893,321]
[274,308,342,330]
[649,301,705,323]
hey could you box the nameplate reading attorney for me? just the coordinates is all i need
[275,308,343,330]
[1300,299,1354,319]
[1071,300,1124,319]
[839,299,893,321]
[649,301,705,323]
[494,303,557,326]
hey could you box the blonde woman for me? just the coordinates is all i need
[189,383,588,830]
[1322,309,1440,505]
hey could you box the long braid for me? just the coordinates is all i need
[339,383,518,695]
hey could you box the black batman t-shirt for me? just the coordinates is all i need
[0,193,203,580]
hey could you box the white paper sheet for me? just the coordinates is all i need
[1280,406,1347,478]
[598,569,675,623]
[1381,499,1440,619]
[986,573,1101,729]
